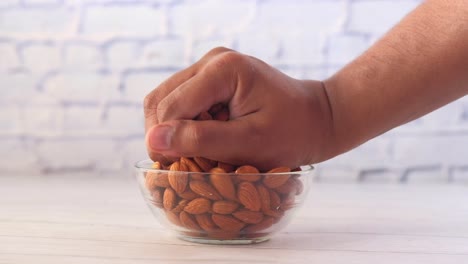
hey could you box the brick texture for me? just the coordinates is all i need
[1,0,467,183]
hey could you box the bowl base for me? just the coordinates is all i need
[178,235,270,245]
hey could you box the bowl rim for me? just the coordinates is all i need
[135,159,314,175]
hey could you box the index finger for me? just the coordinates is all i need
[144,47,234,132]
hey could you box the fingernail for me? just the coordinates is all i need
[148,125,174,151]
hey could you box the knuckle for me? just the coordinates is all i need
[156,88,183,122]
[144,94,157,118]
[156,99,170,122]
[206,51,245,73]
[205,46,232,58]
[143,94,153,110]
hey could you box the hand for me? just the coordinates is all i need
[144,47,336,170]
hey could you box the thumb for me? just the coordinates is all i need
[146,119,260,165]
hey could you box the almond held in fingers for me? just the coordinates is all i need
[196,111,213,121]
[212,214,245,232]
[214,107,229,121]
[163,188,177,210]
[209,168,237,201]
[168,161,189,194]
[179,211,201,231]
[189,180,223,201]
[212,200,239,214]
[232,209,264,224]
[208,103,224,115]
[195,214,218,232]
[263,167,291,188]
[183,198,212,214]
[237,182,261,211]
[235,165,261,182]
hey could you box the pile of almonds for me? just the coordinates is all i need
[143,104,305,240]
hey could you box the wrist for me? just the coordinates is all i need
[299,79,341,163]
[322,71,369,159]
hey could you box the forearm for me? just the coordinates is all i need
[324,0,468,155]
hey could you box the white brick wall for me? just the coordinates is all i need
[80,4,166,37]
[0,0,467,182]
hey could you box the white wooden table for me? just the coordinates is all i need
[1,175,467,264]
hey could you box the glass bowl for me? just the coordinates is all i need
[135,159,314,245]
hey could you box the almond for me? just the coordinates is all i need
[256,184,271,213]
[172,199,189,213]
[214,107,229,121]
[232,209,264,224]
[168,161,189,193]
[179,211,201,231]
[263,167,291,188]
[264,209,284,219]
[152,161,162,169]
[269,189,281,210]
[217,162,235,172]
[194,157,217,172]
[196,111,213,121]
[189,180,223,201]
[190,173,206,181]
[235,165,261,182]
[183,198,211,214]
[280,193,296,211]
[178,189,200,200]
[145,171,170,189]
[274,178,297,194]
[163,188,177,210]
[195,214,217,232]
[212,200,239,214]
[237,182,261,211]
[208,103,224,115]
[293,177,304,195]
[212,214,245,232]
[151,188,164,208]
[181,157,202,172]
[209,168,236,201]
[165,211,182,227]
[268,166,292,173]
[243,216,274,233]
[182,157,205,180]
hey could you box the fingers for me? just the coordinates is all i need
[144,47,235,131]
[156,51,248,123]
[144,47,249,164]
[146,118,262,165]
[144,67,196,131]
